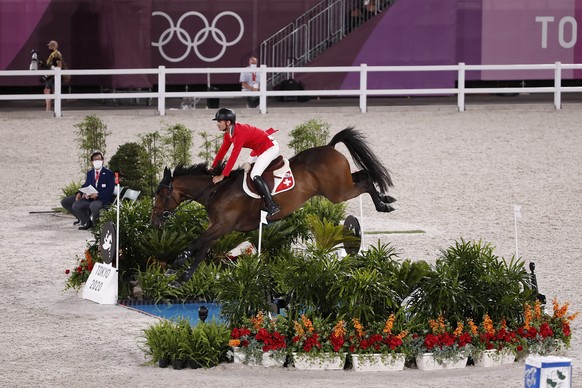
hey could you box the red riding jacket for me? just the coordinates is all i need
[211,123,276,177]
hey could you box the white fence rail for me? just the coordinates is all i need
[1,62,582,117]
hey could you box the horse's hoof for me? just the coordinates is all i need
[380,194,397,204]
[165,269,178,277]
[168,281,182,289]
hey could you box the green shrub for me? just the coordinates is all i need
[60,180,81,201]
[163,123,193,166]
[135,262,182,303]
[215,255,273,326]
[288,118,330,154]
[405,239,536,326]
[73,114,110,172]
[108,142,151,196]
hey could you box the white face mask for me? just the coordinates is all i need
[250,64,257,68]
[92,160,103,170]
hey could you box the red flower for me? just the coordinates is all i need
[65,269,70,275]
[539,323,553,338]
[562,323,571,337]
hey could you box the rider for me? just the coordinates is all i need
[209,108,281,217]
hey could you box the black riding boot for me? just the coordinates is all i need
[253,176,281,217]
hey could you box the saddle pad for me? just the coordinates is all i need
[243,159,295,198]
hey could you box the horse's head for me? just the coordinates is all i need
[151,164,216,227]
[151,167,183,228]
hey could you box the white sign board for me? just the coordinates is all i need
[82,263,118,305]
[525,356,572,388]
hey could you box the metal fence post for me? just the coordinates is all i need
[158,65,166,116]
[359,63,367,113]
[259,64,267,114]
[54,67,62,117]
[554,61,562,110]
[457,62,465,112]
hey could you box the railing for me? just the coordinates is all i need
[1,62,582,117]
[260,0,396,87]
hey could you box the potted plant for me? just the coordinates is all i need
[190,320,231,368]
[516,299,579,357]
[141,319,176,368]
[407,314,473,370]
[347,315,408,372]
[289,315,347,370]
[467,313,524,367]
[229,311,287,367]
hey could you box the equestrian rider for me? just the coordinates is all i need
[209,108,281,217]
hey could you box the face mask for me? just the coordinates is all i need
[250,64,257,68]
[92,160,103,170]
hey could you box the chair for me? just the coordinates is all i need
[122,188,141,202]
[111,186,124,205]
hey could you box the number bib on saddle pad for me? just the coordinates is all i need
[243,158,295,198]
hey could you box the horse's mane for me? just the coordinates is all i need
[173,163,212,177]
[172,162,240,178]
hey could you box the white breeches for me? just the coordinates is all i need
[250,140,280,178]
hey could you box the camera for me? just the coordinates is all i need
[29,49,39,71]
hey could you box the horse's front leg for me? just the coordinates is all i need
[168,223,231,288]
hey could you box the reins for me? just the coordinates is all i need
[154,178,216,220]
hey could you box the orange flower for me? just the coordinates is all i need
[483,314,495,335]
[534,300,542,320]
[523,302,532,330]
[293,320,305,337]
[466,318,478,336]
[429,314,446,334]
[383,314,395,335]
[84,249,93,267]
[552,298,580,321]
[396,330,408,340]
[229,339,240,347]
[250,311,264,330]
[301,315,315,333]
[333,320,346,338]
[453,321,464,337]
[352,318,365,338]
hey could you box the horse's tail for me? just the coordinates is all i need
[328,127,393,192]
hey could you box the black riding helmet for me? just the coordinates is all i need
[212,108,236,123]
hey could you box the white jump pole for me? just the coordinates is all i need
[115,173,120,271]
[514,204,521,259]
[258,210,267,256]
[359,196,365,250]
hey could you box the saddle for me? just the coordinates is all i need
[243,156,295,198]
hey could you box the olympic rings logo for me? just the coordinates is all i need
[152,11,244,63]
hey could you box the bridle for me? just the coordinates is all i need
[153,178,216,220]
[153,181,183,220]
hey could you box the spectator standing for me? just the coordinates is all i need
[39,40,64,112]
[239,56,260,108]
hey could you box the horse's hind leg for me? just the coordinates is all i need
[351,171,396,204]
[351,171,396,213]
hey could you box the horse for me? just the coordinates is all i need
[151,127,396,287]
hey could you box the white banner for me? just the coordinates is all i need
[82,263,118,305]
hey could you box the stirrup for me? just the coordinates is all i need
[267,204,281,217]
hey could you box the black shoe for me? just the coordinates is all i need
[267,204,281,217]
[78,221,93,230]
[73,220,81,226]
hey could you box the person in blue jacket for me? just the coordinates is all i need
[61,150,115,230]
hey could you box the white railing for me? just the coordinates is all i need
[1,62,582,117]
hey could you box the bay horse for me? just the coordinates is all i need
[151,127,395,287]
